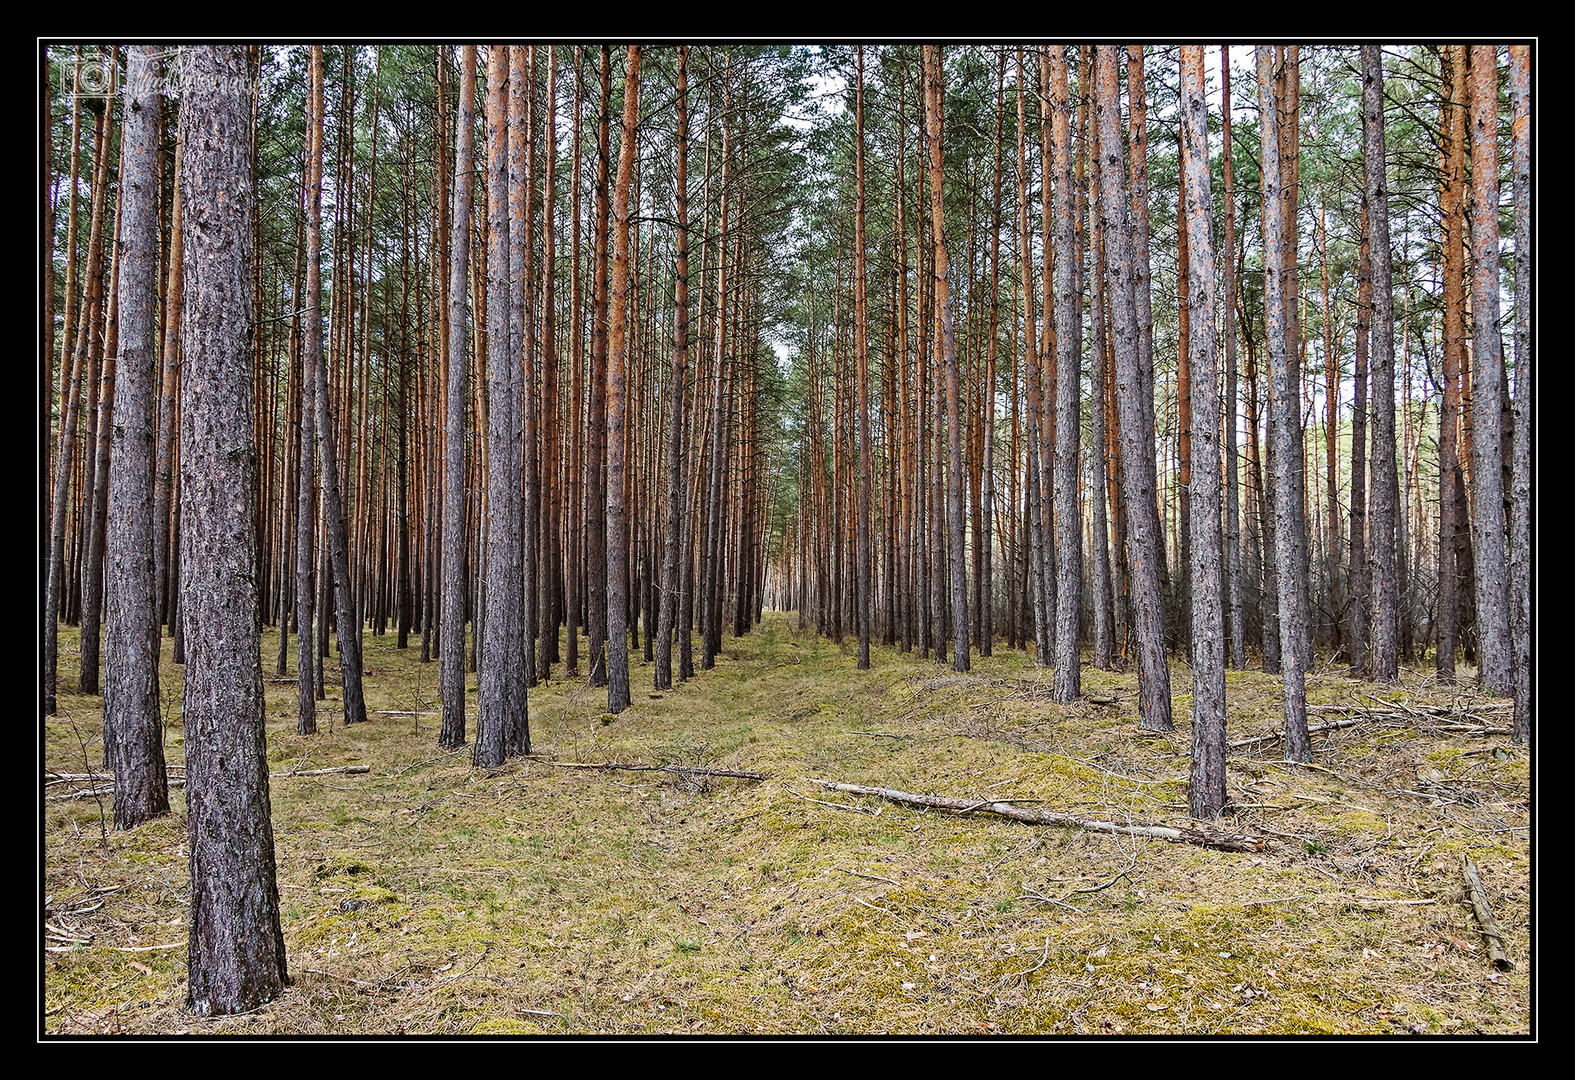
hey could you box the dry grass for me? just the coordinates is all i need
[42,614,1531,1035]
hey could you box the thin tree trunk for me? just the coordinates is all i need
[1222,47,1244,670]
[1467,45,1511,695]
[1262,46,1311,762]
[605,45,641,714]
[1363,45,1401,684]
[440,46,476,749]
[1507,45,1531,744]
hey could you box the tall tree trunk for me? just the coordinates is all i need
[1437,45,1467,683]
[1222,47,1244,670]
[178,45,288,1018]
[1095,45,1171,732]
[1180,46,1227,817]
[924,45,969,673]
[105,45,170,828]
[1507,45,1531,744]
[1050,46,1081,703]
[1263,46,1311,762]
[1467,45,1512,696]
[1015,48,1049,666]
[656,47,689,692]
[476,43,525,767]
[605,45,641,714]
[440,46,476,749]
[296,47,326,736]
[586,45,612,688]
[1363,45,1401,684]
[856,46,873,670]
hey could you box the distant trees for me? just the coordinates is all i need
[40,43,1535,857]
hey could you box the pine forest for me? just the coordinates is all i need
[41,43,1534,1036]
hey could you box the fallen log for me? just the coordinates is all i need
[1462,855,1514,971]
[806,779,1265,852]
[1228,716,1372,749]
[43,764,368,800]
[271,765,371,777]
[537,760,769,781]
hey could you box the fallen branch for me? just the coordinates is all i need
[537,760,769,781]
[806,780,1265,852]
[271,765,371,778]
[1462,855,1513,971]
[1228,716,1374,749]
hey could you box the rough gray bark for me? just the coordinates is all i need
[1221,48,1244,671]
[1468,45,1512,696]
[476,44,525,768]
[1362,45,1400,684]
[510,44,538,710]
[1508,45,1531,746]
[440,46,475,749]
[177,44,288,1017]
[656,47,689,692]
[1095,46,1171,732]
[104,45,170,829]
[1050,46,1081,703]
[296,46,324,736]
[1262,46,1312,763]
[1180,47,1227,817]
[606,44,641,714]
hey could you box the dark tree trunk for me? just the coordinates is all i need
[1467,45,1512,695]
[1507,45,1531,746]
[476,43,525,768]
[440,46,476,749]
[105,45,170,829]
[1437,45,1467,684]
[1050,46,1081,703]
[1095,45,1171,732]
[296,46,325,736]
[178,45,288,1018]
[1362,44,1400,684]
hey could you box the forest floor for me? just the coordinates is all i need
[42,612,1532,1036]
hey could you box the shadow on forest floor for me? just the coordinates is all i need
[42,613,1530,1035]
